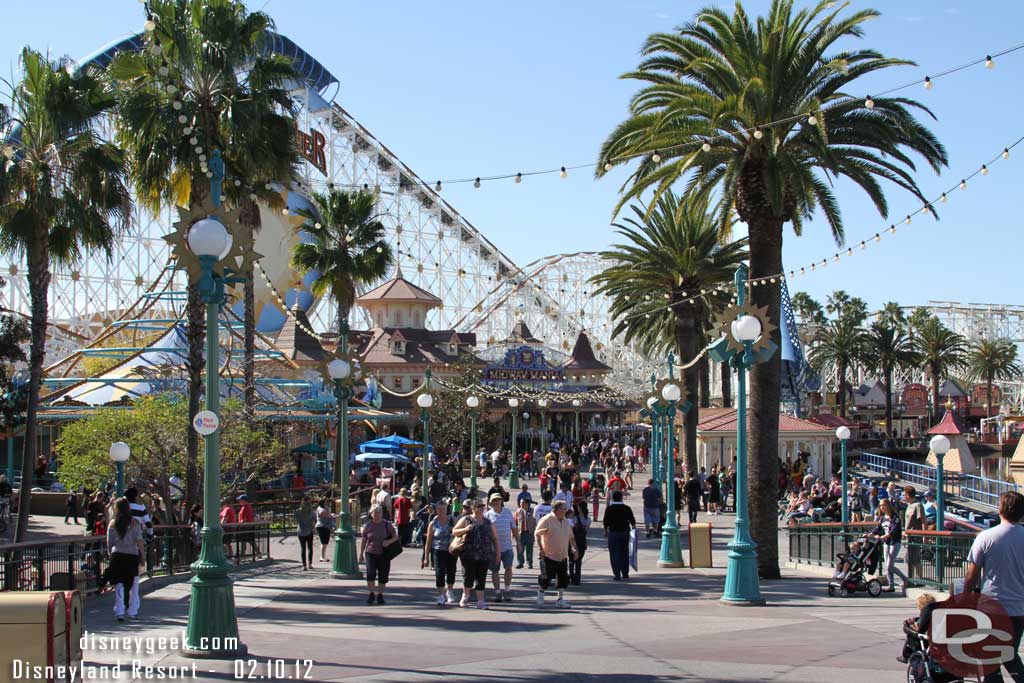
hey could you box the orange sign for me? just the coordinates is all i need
[901,383,928,411]
[971,384,1003,406]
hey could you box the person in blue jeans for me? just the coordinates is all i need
[602,490,636,580]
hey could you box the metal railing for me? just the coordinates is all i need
[788,522,976,590]
[0,522,270,595]
[856,451,1017,510]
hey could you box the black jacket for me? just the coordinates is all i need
[872,514,903,545]
[602,502,636,533]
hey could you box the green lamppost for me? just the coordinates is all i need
[538,398,549,457]
[327,348,361,578]
[930,433,950,586]
[467,395,480,490]
[713,264,775,606]
[646,396,660,489]
[417,370,434,496]
[179,158,248,656]
[836,426,851,525]
[572,398,582,445]
[655,375,687,568]
[508,397,521,488]
[109,442,130,497]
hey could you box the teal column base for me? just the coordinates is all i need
[508,470,520,490]
[721,539,765,606]
[330,516,362,579]
[183,527,246,658]
[657,523,685,568]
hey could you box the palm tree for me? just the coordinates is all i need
[791,291,825,325]
[590,191,748,475]
[862,322,920,433]
[0,49,131,541]
[111,0,298,507]
[597,0,947,577]
[877,302,906,329]
[808,316,866,419]
[967,339,1021,417]
[915,319,967,424]
[290,189,393,338]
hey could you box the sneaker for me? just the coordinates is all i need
[436,594,446,606]
[446,590,458,604]
[503,589,512,601]
[376,594,385,605]
[495,593,504,603]
[116,615,125,622]
[536,591,544,606]
[515,563,524,569]
[459,595,469,608]
[554,598,571,609]
[367,593,376,604]
[477,601,488,610]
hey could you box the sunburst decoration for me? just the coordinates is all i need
[652,377,691,406]
[714,303,776,356]
[319,348,364,389]
[164,196,251,286]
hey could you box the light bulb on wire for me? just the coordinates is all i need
[960,179,967,190]
[753,128,763,140]
[701,142,711,153]
[940,193,948,203]
[865,96,875,109]
[604,162,612,172]
[923,76,933,90]
[1003,148,1010,160]
[144,17,156,32]
[806,114,817,126]
[435,180,442,192]
[514,173,522,184]
[651,150,661,163]
[559,166,567,179]
[888,225,897,235]
[986,55,995,69]
[473,177,481,189]
[905,215,912,225]
[981,165,989,176]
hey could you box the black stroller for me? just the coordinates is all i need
[904,628,967,682]
[827,536,883,598]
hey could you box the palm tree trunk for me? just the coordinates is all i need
[185,282,205,511]
[747,214,783,580]
[931,364,940,426]
[13,243,49,543]
[987,376,994,418]
[674,302,700,476]
[720,361,732,408]
[838,361,847,419]
[698,354,710,408]
[884,365,894,436]
[240,199,261,423]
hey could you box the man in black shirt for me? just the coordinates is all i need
[684,471,702,524]
[602,490,636,580]
[487,476,509,502]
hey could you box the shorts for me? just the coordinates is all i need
[490,549,514,571]
[643,507,660,527]
[316,527,331,545]
[365,552,391,584]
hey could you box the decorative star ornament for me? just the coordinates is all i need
[163,196,250,285]
[714,303,776,356]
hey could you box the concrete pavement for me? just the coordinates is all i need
[71,490,917,683]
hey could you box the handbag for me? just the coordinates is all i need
[382,523,403,561]
[448,519,467,557]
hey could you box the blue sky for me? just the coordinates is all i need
[2,1,1021,314]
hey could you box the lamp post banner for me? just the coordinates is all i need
[193,411,219,436]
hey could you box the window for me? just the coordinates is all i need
[392,340,405,355]
[448,343,457,355]
[393,376,404,389]
[412,378,421,388]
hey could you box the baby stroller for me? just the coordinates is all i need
[905,628,965,682]
[827,536,883,598]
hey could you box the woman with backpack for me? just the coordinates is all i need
[568,503,590,585]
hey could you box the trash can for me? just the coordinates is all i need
[63,590,84,680]
[688,523,713,568]
[0,591,68,683]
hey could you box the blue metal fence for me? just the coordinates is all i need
[856,451,1016,510]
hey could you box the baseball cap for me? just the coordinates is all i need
[237,494,248,500]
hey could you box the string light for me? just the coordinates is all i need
[514,173,522,184]
[923,76,933,90]
[865,96,875,109]
[940,193,948,203]
[922,205,930,215]
[986,55,995,69]
[960,179,967,190]
[473,177,481,188]
[807,114,818,126]
[701,142,711,153]
[1003,148,1011,159]
[144,17,156,32]
[559,166,567,178]
[435,180,442,192]
[981,164,989,175]
[652,150,661,162]
[873,233,881,243]
[859,241,866,250]
[604,162,612,172]
[753,128,763,140]
[888,225,896,235]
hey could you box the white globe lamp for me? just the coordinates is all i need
[327,358,351,381]
[416,393,434,409]
[731,314,762,343]
[835,426,851,441]
[187,217,231,259]
[466,396,480,409]
[662,383,682,402]
[109,442,131,463]
[930,435,951,455]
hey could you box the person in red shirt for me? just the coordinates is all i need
[235,494,258,562]
[220,500,237,560]
[393,488,413,546]
[293,472,306,490]
[606,472,627,505]
[93,511,107,536]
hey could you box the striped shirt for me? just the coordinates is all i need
[129,501,153,537]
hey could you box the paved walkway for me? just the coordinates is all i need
[73,489,917,683]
